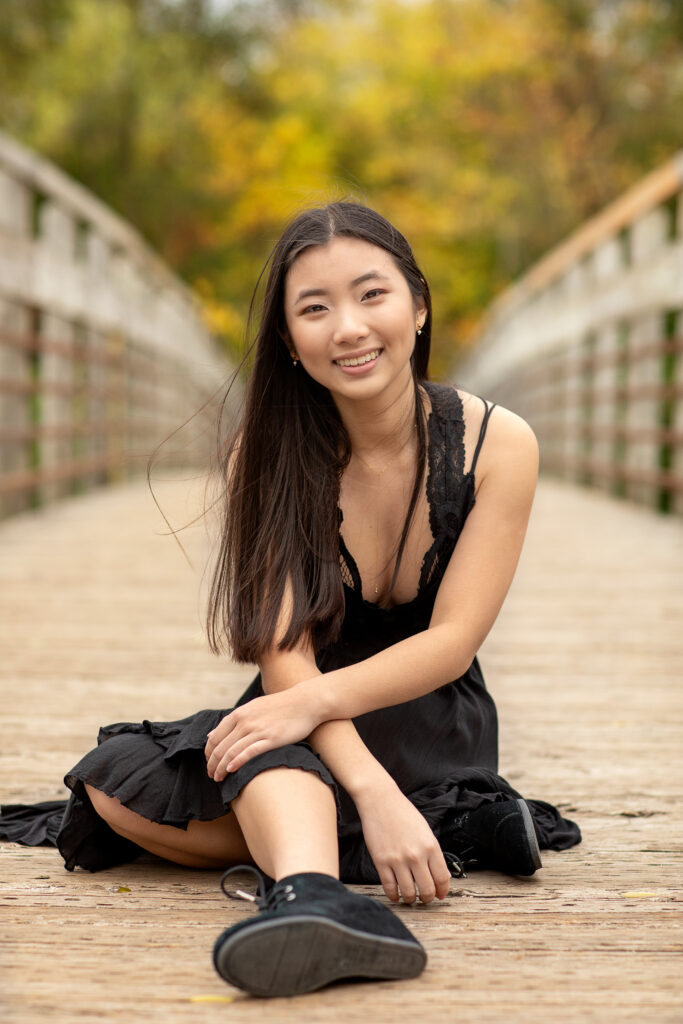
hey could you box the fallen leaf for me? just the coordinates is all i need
[621,891,658,898]
[188,995,235,1003]
[115,886,131,893]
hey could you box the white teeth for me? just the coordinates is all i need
[336,349,381,367]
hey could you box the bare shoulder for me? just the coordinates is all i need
[454,389,539,485]
[484,401,538,457]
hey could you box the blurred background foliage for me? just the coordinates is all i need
[2,0,683,372]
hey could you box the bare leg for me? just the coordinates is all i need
[211,771,424,998]
[231,767,339,880]
[84,766,338,879]
[85,783,251,869]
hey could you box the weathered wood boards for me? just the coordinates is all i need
[1,477,681,1022]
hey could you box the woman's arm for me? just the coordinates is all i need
[312,409,539,719]
[207,616,393,805]
[258,644,393,800]
[206,615,451,903]
[215,408,538,764]
[205,579,389,796]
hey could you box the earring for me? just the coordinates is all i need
[416,321,422,336]
[292,356,299,366]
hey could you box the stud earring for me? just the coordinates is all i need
[416,321,422,336]
[292,356,299,366]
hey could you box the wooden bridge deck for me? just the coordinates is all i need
[1,477,681,1023]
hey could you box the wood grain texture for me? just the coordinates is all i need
[1,476,681,1023]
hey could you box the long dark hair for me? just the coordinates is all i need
[207,202,432,661]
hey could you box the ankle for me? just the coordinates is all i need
[271,860,339,881]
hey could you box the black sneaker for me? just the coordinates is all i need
[213,866,427,997]
[441,798,542,878]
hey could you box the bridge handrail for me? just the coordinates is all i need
[456,150,683,514]
[0,131,232,517]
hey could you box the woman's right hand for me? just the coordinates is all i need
[355,779,452,904]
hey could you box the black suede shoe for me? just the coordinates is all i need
[441,798,542,877]
[213,866,427,997]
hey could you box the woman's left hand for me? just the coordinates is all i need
[205,685,320,781]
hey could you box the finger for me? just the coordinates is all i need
[412,859,437,904]
[213,740,268,780]
[223,741,265,773]
[208,732,257,776]
[204,732,216,760]
[378,867,399,904]
[206,715,233,749]
[429,850,452,900]
[205,719,235,762]
[207,741,233,777]
[221,730,264,767]
[206,736,227,774]
[206,723,244,774]
[204,736,219,762]
[393,863,417,905]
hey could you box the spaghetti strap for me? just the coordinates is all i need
[470,397,496,475]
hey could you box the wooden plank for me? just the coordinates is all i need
[0,423,126,444]
[543,456,683,492]
[1,477,681,1022]
[537,424,683,445]
[0,454,126,495]
[0,326,124,366]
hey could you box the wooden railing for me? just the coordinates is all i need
[0,131,231,518]
[456,151,683,514]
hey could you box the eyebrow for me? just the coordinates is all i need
[293,271,390,304]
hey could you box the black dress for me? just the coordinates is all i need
[0,383,580,878]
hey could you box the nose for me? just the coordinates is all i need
[332,303,370,345]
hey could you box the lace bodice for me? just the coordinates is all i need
[337,383,494,616]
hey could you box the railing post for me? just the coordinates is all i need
[593,324,618,495]
[0,167,32,516]
[674,329,683,515]
[627,315,660,506]
[36,200,78,504]
[456,154,683,516]
[0,302,31,517]
[39,311,74,504]
[0,131,233,518]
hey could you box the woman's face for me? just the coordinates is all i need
[283,237,426,408]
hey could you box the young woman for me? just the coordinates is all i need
[0,202,580,998]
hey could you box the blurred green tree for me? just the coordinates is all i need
[1,0,682,371]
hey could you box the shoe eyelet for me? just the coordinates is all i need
[284,885,294,893]
[286,893,296,901]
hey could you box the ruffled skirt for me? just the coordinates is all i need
[0,706,581,882]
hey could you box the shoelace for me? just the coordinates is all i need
[220,856,474,896]
[444,851,468,878]
[441,812,481,877]
[220,864,297,911]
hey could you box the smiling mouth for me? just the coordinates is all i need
[334,348,382,368]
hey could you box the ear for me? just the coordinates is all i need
[278,324,298,361]
[415,299,428,331]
